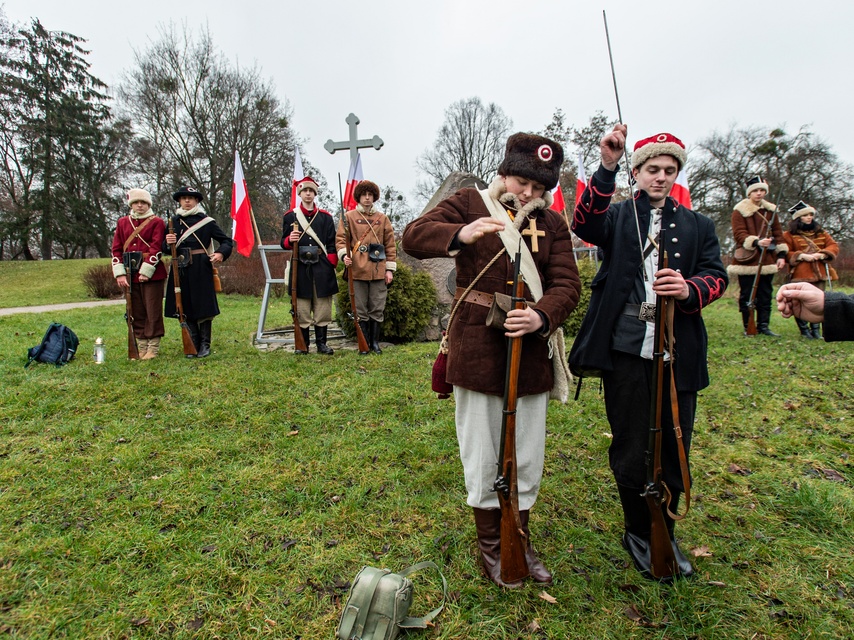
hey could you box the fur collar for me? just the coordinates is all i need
[734,198,776,217]
[486,177,552,230]
[356,203,379,215]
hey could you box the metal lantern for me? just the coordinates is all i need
[93,337,106,364]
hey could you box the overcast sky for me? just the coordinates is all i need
[5,0,853,209]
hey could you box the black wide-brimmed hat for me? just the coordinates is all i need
[172,185,205,202]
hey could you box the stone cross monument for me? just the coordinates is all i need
[324,113,384,166]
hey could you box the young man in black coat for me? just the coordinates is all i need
[569,125,727,581]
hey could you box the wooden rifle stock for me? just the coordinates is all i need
[124,259,140,360]
[341,212,370,354]
[643,235,679,580]
[168,217,198,357]
[492,244,529,585]
[289,221,309,353]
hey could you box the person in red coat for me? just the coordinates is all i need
[111,188,167,359]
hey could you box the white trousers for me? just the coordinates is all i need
[454,387,548,510]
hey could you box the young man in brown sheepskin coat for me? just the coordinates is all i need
[728,176,788,336]
[402,133,581,588]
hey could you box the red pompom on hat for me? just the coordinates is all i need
[296,176,319,195]
[631,133,687,171]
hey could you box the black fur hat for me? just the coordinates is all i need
[497,133,564,191]
[172,185,205,202]
[353,180,380,202]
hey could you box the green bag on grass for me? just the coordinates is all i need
[336,560,446,640]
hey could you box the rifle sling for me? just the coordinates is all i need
[663,296,691,520]
[122,217,155,252]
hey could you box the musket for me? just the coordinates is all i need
[745,190,785,335]
[641,230,679,580]
[825,262,833,292]
[289,221,309,353]
[338,173,370,354]
[168,217,198,357]
[124,254,140,360]
[492,241,529,585]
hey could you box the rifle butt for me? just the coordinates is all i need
[498,505,529,585]
[180,322,198,356]
[746,310,758,336]
[645,494,679,580]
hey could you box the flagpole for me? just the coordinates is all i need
[249,205,262,248]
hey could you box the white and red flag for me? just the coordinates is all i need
[574,152,588,207]
[670,169,693,209]
[550,182,566,213]
[342,152,364,212]
[290,147,305,211]
[230,151,254,257]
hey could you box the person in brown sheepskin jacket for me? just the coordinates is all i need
[402,133,580,588]
[336,180,396,354]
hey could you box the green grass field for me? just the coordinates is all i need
[0,260,852,638]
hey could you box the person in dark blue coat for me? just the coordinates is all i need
[569,125,727,581]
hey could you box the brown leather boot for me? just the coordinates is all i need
[519,510,553,584]
[473,508,524,589]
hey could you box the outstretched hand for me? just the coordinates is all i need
[776,282,825,323]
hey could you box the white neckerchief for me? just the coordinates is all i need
[129,210,154,221]
[175,204,205,218]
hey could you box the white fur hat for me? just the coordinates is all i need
[745,175,769,197]
[127,188,152,207]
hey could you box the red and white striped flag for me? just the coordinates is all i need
[550,183,566,213]
[574,152,588,207]
[342,152,364,212]
[670,169,692,209]
[230,151,254,257]
[290,147,305,211]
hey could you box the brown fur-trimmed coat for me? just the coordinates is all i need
[402,182,580,397]
[336,207,397,281]
[782,227,839,284]
[728,199,788,277]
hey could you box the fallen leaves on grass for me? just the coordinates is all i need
[691,545,713,558]
[624,604,668,628]
[728,463,752,476]
[538,591,557,604]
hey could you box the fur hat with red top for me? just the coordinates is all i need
[354,180,380,202]
[631,133,687,171]
[497,133,564,191]
[127,188,152,207]
[296,176,319,195]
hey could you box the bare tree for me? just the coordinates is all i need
[690,125,854,246]
[118,24,299,232]
[415,97,511,200]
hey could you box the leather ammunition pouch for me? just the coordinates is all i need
[123,251,143,272]
[175,248,192,268]
[367,243,386,263]
[485,292,513,331]
[298,245,321,265]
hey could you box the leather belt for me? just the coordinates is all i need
[454,287,494,308]
[622,302,656,322]
[190,249,207,255]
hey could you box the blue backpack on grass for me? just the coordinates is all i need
[25,323,79,368]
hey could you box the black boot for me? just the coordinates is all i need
[519,510,553,585]
[473,508,524,589]
[617,484,653,577]
[196,320,212,358]
[369,320,383,354]
[295,327,310,355]
[810,323,822,340]
[757,307,779,336]
[357,321,370,355]
[796,318,814,338]
[315,325,334,355]
[185,321,200,358]
[663,491,694,578]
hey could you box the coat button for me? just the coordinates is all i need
[674,253,681,258]
[669,223,676,229]
[672,237,678,243]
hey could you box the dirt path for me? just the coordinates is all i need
[0,299,125,317]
